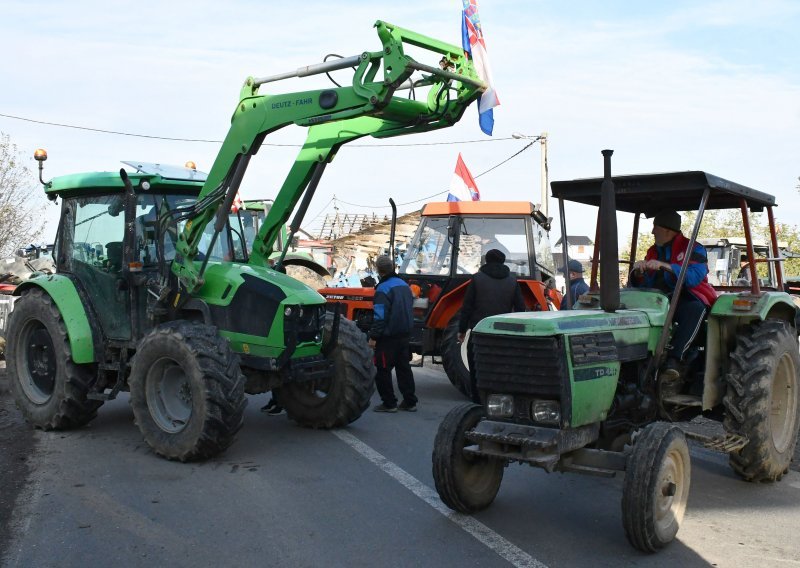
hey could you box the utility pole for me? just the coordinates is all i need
[512,132,549,219]
[539,132,549,219]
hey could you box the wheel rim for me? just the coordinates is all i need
[145,357,193,433]
[456,410,499,492]
[770,351,798,453]
[19,320,57,404]
[654,444,688,538]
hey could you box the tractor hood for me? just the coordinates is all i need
[473,309,653,337]
[195,262,325,309]
[473,289,670,338]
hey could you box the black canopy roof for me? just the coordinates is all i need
[550,171,775,216]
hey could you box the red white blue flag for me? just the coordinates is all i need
[462,0,499,135]
[448,153,481,201]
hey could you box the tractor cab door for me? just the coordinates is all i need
[59,194,131,340]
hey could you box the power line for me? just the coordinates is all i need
[332,141,540,209]
[0,112,517,147]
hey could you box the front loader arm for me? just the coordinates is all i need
[172,20,484,293]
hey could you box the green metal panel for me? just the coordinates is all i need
[14,276,95,363]
[568,360,620,427]
[710,291,798,322]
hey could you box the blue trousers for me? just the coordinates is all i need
[669,294,707,361]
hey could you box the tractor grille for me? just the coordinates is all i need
[473,333,566,397]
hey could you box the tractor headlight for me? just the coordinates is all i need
[531,400,561,425]
[284,305,295,318]
[486,394,515,418]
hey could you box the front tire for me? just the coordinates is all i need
[622,422,690,553]
[441,316,470,398]
[277,314,375,428]
[723,319,800,482]
[432,403,504,513]
[7,288,101,430]
[128,321,246,462]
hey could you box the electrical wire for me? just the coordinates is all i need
[0,112,517,147]
[331,141,540,209]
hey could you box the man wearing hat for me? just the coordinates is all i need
[368,255,417,412]
[558,259,589,310]
[631,210,717,381]
[458,248,526,402]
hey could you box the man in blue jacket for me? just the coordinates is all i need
[558,259,589,310]
[368,255,417,412]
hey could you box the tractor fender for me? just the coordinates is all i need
[14,275,95,363]
[709,292,798,327]
[281,254,330,278]
[427,277,557,331]
[427,281,469,330]
[703,292,799,409]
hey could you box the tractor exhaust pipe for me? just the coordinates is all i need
[599,150,620,313]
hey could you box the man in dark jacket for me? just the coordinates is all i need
[368,255,417,413]
[558,259,589,310]
[457,249,526,402]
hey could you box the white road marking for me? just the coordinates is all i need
[332,429,548,568]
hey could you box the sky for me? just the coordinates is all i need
[1,0,799,247]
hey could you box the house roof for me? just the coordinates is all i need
[554,235,594,246]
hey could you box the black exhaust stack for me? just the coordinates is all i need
[599,150,620,313]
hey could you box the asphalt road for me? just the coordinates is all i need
[2,363,800,568]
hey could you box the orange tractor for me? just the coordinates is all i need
[320,200,561,396]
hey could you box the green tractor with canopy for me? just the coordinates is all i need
[6,21,485,461]
[432,150,800,552]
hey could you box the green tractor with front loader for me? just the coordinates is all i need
[6,21,486,461]
[432,150,800,552]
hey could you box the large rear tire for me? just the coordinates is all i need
[723,319,800,482]
[432,403,504,513]
[622,422,690,553]
[441,316,471,398]
[128,321,246,462]
[278,314,375,428]
[7,288,102,430]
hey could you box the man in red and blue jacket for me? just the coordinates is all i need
[631,210,718,380]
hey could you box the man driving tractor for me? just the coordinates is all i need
[630,210,718,382]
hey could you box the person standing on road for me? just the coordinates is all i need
[368,255,417,413]
[558,259,589,310]
[458,249,525,403]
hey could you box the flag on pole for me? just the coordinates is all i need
[462,0,499,135]
[447,153,481,202]
[231,192,244,213]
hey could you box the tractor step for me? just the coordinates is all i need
[662,394,702,407]
[683,430,749,453]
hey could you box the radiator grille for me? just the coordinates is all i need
[473,333,566,397]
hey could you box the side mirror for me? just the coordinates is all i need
[447,215,458,239]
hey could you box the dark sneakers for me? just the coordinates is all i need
[398,401,417,412]
[261,398,285,416]
[373,404,398,413]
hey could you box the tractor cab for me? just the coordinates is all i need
[321,200,561,396]
[398,200,557,332]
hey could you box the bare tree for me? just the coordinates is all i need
[0,132,48,257]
